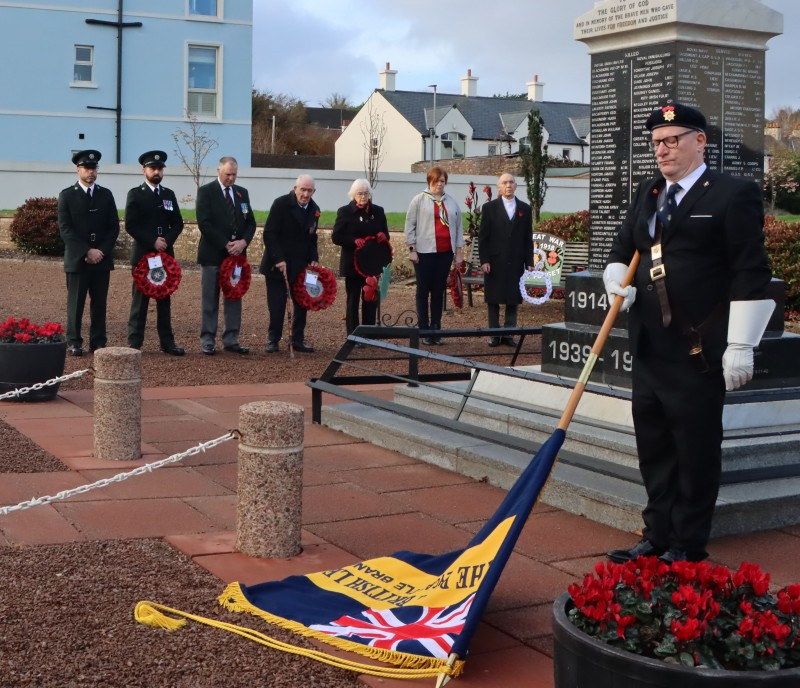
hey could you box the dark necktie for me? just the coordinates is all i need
[657,183,681,230]
[154,186,160,198]
[225,186,234,210]
[87,187,92,199]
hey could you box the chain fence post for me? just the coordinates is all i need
[93,347,142,461]
[236,401,304,558]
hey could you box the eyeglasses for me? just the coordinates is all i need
[354,191,370,197]
[648,129,696,152]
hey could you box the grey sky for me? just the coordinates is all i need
[253,0,798,116]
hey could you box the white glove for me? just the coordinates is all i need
[603,262,636,312]
[722,299,775,391]
[722,344,753,391]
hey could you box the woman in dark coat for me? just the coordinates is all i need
[332,179,390,335]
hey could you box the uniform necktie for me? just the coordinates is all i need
[154,186,160,198]
[225,186,234,209]
[657,183,681,230]
[87,187,92,199]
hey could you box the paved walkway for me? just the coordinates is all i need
[2,382,800,687]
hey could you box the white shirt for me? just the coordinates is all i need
[649,163,707,237]
[502,196,516,220]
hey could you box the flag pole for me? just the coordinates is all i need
[557,252,639,431]
[434,652,458,687]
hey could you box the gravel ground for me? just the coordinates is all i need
[0,254,564,687]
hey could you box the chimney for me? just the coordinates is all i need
[526,74,545,102]
[460,68,478,97]
[379,62,397,92]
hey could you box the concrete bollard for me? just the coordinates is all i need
[93,347,142,461]
[236,401,304,558]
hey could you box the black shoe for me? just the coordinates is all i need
[292,341,314,353]
[68,346,84,357]
[223,344,250,354]
[659,548,707,564]
[161,345,185,356]
[421,337,436,346]
[501,336,517,347]
[89,344,106,353]
[265,341,279,353]
[607,538,664,563]
[488,337,501,347]
[128,344,142,350]
[433,337,444,345]
[201,344,216,356]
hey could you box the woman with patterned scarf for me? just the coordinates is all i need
[404,166,464,345]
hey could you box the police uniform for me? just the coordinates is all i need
[57,150,120,355]
[125,150,185,355]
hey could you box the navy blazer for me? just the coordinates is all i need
[196,180,256,266]
[57,183,120,273]
[608,169,771,362]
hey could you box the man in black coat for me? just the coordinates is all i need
[478,173,534,346]
[196,156,256,355]
[57,149,120,356]
[260,174,320,353]
[125,150,184,355]
[604,103,774,564]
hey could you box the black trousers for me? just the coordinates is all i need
[127,281,176,348]
[266,277,307,344]
[632,352,725,557]
[65,270,110,350]
[413,251,452,330]
[487,303,518,329]
[344,276,378,335]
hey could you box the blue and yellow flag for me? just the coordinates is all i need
[136,429,565,680]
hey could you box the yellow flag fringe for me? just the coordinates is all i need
[135,587,465,681]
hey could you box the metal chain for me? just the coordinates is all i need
[0,368,92,401]
[0,432,237,517]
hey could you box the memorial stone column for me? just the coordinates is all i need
[540,0,797,390]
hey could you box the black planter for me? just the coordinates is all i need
[0,341,68,402]
[553,592,800,687]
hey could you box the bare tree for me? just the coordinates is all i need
[171,111,219,197]
[360,99,387,189]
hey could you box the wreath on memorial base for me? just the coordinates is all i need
[293,266,337,311]
[519,249,552,305]
[218,255,251,300]
[133,252,181,300]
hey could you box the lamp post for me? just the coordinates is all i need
[428,84,437,161]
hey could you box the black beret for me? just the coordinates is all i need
[72,149,101,167]
[138,150,168,167]
[645,103,706,132]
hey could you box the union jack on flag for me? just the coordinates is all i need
[310,596,475,659]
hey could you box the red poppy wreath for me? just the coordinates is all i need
[218,255,251,300]
[448,264,465,309]
[133,252,182,300]
[354,235,393,302]
[293,266,337,311]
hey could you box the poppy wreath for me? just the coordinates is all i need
[218,255,251,300]
[448,263,466,309]
[133,252,182,300]
[354,236,393,303]
[519,249,552,305]
[293,265,337,312]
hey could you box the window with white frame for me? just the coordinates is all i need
[487,144,497,156]
[440,132,465,159]
[518,136,531,152]
[189,0,218,16]
[562,148,571,160]
[74,45,94,83]
[187,45,218,117]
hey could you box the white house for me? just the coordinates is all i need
[0,0,252,165]
[335,64,590,174]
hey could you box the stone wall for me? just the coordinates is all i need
[411,155,524,176]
